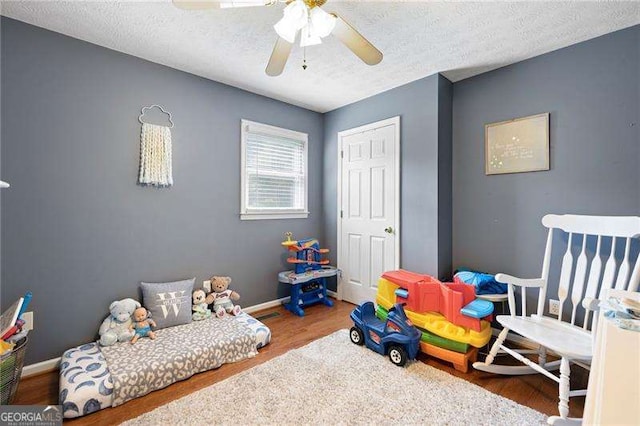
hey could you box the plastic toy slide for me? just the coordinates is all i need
[375,305,469,353]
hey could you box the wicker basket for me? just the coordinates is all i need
[0,336,28,405]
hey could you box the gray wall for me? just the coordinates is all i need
[0,18,324,364]
[323,74,453,280]
[452,25,639,310]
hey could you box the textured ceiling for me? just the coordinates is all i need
[2,1,639,112]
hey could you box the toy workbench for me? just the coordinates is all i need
[280,234,336,316]
[278,267,337,316]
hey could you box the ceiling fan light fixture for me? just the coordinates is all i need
[309,6,336,38]
[300,25,322,47]
[283,0,309,30]
[274,0,310,43]
[274,17,299,43]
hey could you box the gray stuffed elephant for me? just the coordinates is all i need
[98,298,141,346]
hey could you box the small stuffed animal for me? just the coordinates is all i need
[205,276,241,318]
[98,298,141,346]
[192,289,212,321]
[129,307,157,344]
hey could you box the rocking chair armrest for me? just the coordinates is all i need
[495,274,545,288]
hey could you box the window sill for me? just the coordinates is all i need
[240,212,309,221]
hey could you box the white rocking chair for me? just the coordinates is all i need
[473,214,640,425]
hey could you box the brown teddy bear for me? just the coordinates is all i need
[205,276,241,318]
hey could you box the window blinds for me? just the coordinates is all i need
[245,131,306,211]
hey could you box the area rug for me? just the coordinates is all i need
[123,329,546,425]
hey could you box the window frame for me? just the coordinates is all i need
[240,119,309,220]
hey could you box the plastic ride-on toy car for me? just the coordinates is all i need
[349,301,421,366]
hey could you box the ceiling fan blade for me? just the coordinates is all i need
[265,37,293,76]
[219,1,274,8]
[172,0,220,10]
[330,13,383,66]
[173,0,271,10]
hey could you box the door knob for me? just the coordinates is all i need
[384,227,393,234]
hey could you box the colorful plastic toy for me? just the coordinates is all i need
[349,302,421,366]
[377,283,491,347]
[379,303,480,373]
[419,341,479,373]
[278,268,336,317]
[375,270,494,372]
[381,270,493,332]
[282,233,329,274]
[376,271,493,348]
[375,305,469,354]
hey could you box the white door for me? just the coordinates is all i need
[338,117,400,305]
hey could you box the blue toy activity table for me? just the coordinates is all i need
[278,266,338,317]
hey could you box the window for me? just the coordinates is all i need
[241,120,308,220]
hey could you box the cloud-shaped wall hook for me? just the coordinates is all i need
[138,104,174,128]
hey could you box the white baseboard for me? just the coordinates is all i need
[22,357,60,378]
[242,297,290,314]
[21,291,341,378]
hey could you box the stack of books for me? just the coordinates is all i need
[0,292,32,349]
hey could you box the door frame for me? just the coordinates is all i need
[336,116,401,301]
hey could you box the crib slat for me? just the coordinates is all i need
[599,237,618,298]
[557,233,574,321]
[583,235,603,330]
[614,238,632,290]
[571,235,588,325]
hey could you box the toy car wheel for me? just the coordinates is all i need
[349,327,364,345]
[388,345,408,366]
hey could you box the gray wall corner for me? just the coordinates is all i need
[436,74,453,280]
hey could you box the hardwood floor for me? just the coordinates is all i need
[14,300,585,424]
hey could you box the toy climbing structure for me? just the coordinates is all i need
[375,270,494,372]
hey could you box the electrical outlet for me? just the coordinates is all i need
[22,311,34,331]
[549,299,560,316]
[203,280,211,293]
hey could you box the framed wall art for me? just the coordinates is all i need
[485,112,550,175]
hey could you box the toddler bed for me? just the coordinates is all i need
[59,312,271,418]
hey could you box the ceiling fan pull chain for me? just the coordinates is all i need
[302,46,308,70]
[303,12,310,70]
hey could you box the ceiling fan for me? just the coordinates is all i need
[173,0,383,76]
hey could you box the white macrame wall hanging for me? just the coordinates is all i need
[138,105,174,187]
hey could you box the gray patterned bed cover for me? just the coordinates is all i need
[59,312,271,418]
